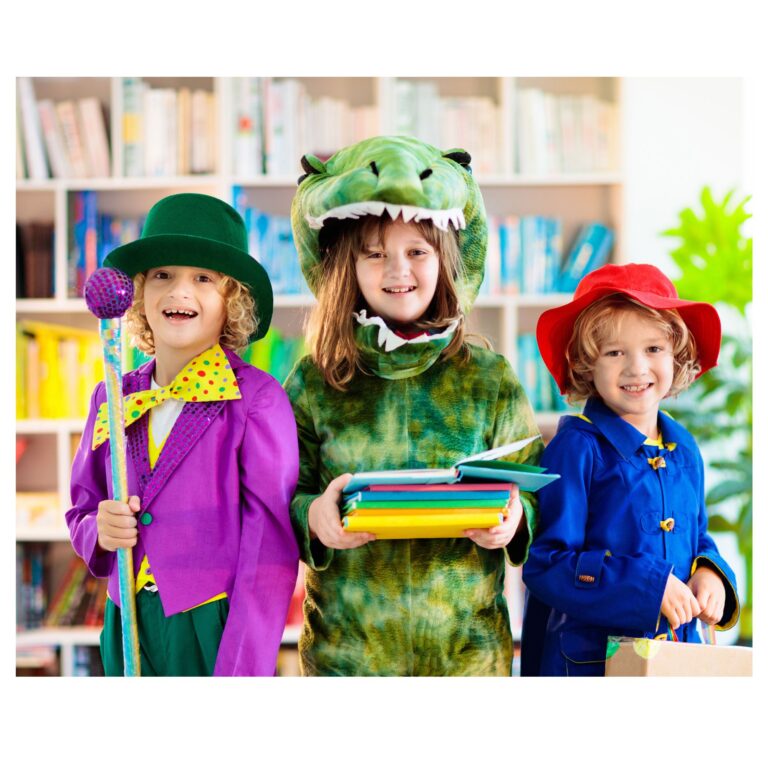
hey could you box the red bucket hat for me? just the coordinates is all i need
[537,263,722,394]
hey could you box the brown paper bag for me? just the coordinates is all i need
[605,636,752,676]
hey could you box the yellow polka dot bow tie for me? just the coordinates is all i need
[92,344,241,449]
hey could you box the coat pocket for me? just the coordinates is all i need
[559,627,608,677]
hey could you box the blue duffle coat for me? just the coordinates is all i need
[522,397,739,676]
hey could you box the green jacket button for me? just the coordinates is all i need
[140,512,153,525]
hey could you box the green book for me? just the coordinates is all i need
[344,498,508,512]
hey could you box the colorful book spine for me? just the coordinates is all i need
[83,190,98,286]
[17,544,47,629]
[17,321,104,419]
[122,77,145,177]
[557,223,614,292]
[517,332,572,413]
[37,98,71,178]
[235,200,310,295]
[233,77,264,176]
[17,77,49,180]
[77,97,111,178]
[342,511,504,539]
[56,100,89,177]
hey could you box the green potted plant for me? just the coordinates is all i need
[662,187,752,643]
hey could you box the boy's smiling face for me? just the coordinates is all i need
[143,265,226,361]
[587,309,675,437]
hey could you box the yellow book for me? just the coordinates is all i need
[342,511,504,540]
[78,334,104,417]
[38,327,64,418]
[16,326,27,419]
[60,337,79,418]
[26,336,40,419]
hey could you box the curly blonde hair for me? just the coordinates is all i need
[126,271,257,354]
[565,294,701,404]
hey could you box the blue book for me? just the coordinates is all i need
[497,219,508,290]
[546,218,563,292]
[506,216,522,294]
[517,334,539,409]
[557,222,614,292]
[70,191,86,296]
[520,216,541,293]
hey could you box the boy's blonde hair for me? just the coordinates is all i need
[307,214,475,391]
[126,271,257,354]
[565,294,701,404]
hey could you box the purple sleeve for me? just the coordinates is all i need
[65,382,116,578]
[213,375,300,676]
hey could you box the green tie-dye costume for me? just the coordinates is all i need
[285,136,543,675]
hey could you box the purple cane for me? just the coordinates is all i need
[85,268,141,676]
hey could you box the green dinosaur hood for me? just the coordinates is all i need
[290,135,488,314]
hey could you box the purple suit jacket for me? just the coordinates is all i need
[66,347,300,676]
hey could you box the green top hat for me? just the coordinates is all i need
[104,192,273,342]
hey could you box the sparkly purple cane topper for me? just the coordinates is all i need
[84,268,134,319]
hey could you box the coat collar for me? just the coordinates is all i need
[582,397,650,461]
[581,397,691,462]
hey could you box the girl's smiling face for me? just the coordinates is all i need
[142,265,227,359]
[588,309,675,436]
[354,218,440,328]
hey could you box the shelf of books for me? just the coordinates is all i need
[16,75,622,675]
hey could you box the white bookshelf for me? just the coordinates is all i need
[16,75,623,675]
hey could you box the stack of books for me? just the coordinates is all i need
[44,557,107,629]
[340,437,559,540]
[17,77,111,181]
[16,320,103,420]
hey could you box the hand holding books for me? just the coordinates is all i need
[308,473,376,550]
[464,483,524,550]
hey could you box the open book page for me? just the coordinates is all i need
[452,434,541,467]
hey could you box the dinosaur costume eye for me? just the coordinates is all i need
[370,161,379,176]
[297,154,327,185]
[443,150,472,169]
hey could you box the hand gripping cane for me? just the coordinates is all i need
[84,267,141,676]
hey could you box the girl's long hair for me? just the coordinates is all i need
[307,214,480,390]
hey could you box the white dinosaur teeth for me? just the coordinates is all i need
[305,204,467,231]
[366,201,386,217]
[433,213,448,231]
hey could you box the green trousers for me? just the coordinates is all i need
[100,589,229,676]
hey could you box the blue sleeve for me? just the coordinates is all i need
[690,448,740,630]
[523,428,672,633]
